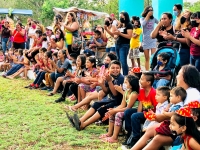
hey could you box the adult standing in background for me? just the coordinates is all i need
[0,21,11,55]
[110,13,118,27]
[28,20,37,48]
[140,6,158,71]
[61,12,79,55]
[25,18,32,49]
[114,11,133,75]
[173,4,183,32]
[12,22,26,49]
[102,17,117,54]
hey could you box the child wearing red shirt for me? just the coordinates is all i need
[123,72,157,149]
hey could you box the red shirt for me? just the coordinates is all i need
[138,87,157,112]
[13,29,25,43]
[190,27,200,56]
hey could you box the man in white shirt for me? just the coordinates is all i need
[28,21,37,48]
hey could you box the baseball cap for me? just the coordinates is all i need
[46,26,53,31]
[110,13,115,17]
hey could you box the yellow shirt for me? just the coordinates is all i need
[174,14,182,31]
[130,28,142,49]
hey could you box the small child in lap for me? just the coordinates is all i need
[152,52,172,89]
[99,75,140,143]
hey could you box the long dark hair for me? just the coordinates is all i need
[174,113,200,144]
[120,11,131,25]
[126,75,140,93]
[181,65,200,91]
[87,56,96,68]
[55,28,64,42]
[191,108,200,127]
[162,12,173,24]
[141,6,154,19]
[77,54,86,69]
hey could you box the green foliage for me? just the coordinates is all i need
[184,0,200,13]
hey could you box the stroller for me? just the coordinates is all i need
[149,41,181,88]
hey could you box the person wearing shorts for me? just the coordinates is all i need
[129,20,142,68]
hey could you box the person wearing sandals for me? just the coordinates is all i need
[67,60,124,131]
[53,54,86,101]
[99,75,139,143]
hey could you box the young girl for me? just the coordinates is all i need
[3,49,24,77]
[24,48,47,88]
[169,107,200,150]
[99,75,139,143]
[54,54,86,103]
[0,48,13,72]
[6,52,30,79]
[42,52,58,91]
[78,56,98,104]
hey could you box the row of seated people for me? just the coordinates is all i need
[1,46,200,150]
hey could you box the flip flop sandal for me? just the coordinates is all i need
[66,112,75,127]
[102,137,118,143]
[73,113,81,131]
[99,133,111,139]
[47,92,54,96]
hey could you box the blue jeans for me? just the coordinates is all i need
[179,48,190,67]
[106,47,115,53]
[124,108,137,134]
[130,112,145,138]
[2,37,9,54]
[33,71,46,85]
[6,64,24,76]
[153,79,170,89]
[115,44,130,75]
[190,55,200,72]
[50,72,64,82]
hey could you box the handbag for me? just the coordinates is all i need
[139,45,144,53]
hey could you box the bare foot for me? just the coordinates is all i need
[21,77,28,80]
[6,76,14,79]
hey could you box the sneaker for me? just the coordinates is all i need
[40,86,50,90]
[55,97,65,103]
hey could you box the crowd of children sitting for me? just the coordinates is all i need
[1,4,200,150]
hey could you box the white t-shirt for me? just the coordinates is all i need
[184,87,200,105]
[28,27,36,47]
[42,41,48,49]
[112,20,118,27]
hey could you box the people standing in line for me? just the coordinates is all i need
[140,6,158,71]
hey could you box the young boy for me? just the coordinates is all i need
[142,86,170,131]
[67,60,124,131]
[123,72,157,148]
[131,87,186,150]
[153,52,172,89]
[83,30,104,56]
[129,20,142,68]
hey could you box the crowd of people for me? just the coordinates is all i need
[0,3,200,150]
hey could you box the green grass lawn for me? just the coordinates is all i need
[0,77,125,150]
